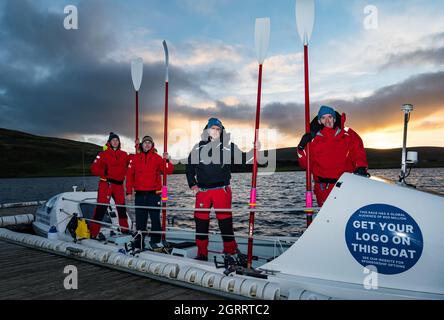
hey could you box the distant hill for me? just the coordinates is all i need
[1,128,443,178]
[271,146,444,171]
[0,128,101,178]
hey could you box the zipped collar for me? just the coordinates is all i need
[140,148,156,163]
[141,147,155,155]
[317,126,342,138]
[106,142,121,151]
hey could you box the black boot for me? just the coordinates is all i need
[235,249,248,268]
[94,232,106,242]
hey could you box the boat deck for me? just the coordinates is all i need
[0,240,222,300]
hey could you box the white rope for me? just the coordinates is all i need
[55,211,75,228]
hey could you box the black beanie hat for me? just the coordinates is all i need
[107,132,120,143]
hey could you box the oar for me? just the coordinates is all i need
[161,40,169,243]
[247,17,270,269]
[295,0,315,227]
[131,57,144,153]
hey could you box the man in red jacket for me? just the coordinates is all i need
[297,106,369,207]
[126,135,174,250]
[90,132,131,239]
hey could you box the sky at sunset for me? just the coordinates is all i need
[1,0,443,157]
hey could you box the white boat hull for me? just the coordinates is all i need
[1,173,443,300]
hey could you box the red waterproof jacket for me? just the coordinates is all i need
[91,144,130,182]
[126,148,174,193]
[298,115,368,181]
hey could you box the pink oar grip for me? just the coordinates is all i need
[161,186,168,202]
[249,188,257,208]
[306,191,313,208]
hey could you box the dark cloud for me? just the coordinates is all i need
[381,32,444,69]
[0,0,115,71]
[430,32,444,42]
[269,71,444,136]
[382,47,444,69]
[290,71,444,136]
[172,71,444,138]
[324,71,444,133]
[1,0,443,148]
[174,100,252,120]
[199,67,240,86]
[0,0,230,141]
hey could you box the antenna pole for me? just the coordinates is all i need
[400,104,413,183]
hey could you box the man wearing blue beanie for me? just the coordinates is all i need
[318,105,336,120]
[297,105,369,206]
[186,117,256,262]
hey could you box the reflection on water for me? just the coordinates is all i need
[1,168,443,237]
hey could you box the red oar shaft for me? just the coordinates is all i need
[304,45,314,226]
[247,64,263,268]
[161,81,169,242]
[135,91,139,153]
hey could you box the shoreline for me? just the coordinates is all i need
[2,166,444,180]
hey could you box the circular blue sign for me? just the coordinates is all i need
[345,204,423,275]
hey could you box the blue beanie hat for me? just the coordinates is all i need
[318,105,336,120]
[206,118,224,130]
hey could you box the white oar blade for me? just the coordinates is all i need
[295,0,315,45]
[131,57,143,91]
[255,17,271,65]
[162,40,169,82]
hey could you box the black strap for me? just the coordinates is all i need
[317,177,338,184]
[135,190,158,196]
[106,178,124,185]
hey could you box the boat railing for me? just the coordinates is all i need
[60,198,319,248]
[0,198,319,257]
[61,197,319,214]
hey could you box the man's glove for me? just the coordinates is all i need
[298,133,314,150]
[354,167,370,177]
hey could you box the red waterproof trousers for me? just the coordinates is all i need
[90,180,129,238]
[194,186,237,257]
